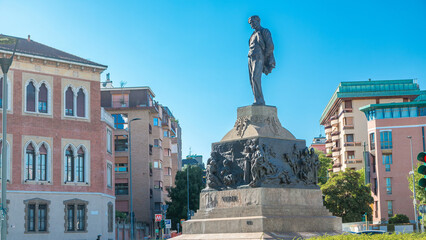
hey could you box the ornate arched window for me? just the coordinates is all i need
[38,144,48,181]
[38,83,48,113]
[65,146,74,182]
[76,147,85,182]
[76,89,85,117]
[25,143,36,180]
[26,82,36,112]
[65,87,74,116]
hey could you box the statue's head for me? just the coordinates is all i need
[248,15,261,30]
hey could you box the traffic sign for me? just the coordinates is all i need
[165,219,171,229]
[155,214,162,222]
[420,205,426,214]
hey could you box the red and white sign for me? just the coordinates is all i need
[155,214,162,222]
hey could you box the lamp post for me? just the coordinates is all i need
[408,136,419,231]
[187,165,190,220]
[128,118,141,240]
[0,36,18,240]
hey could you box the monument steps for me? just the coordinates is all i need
[172,231,341,240]
[193,205,332,219]
[183,214,341,234]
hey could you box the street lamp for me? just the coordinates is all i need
[128,117,141,240]
[408,136,419,230]
[187,165,190,220]
[0,36,18,240]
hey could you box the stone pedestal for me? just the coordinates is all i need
[173,105,342,239]
[173,188,341,239]
[221,105,296,142]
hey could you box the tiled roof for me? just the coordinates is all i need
[320,79,421,124]
[0,34,106,68]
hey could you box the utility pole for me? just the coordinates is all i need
[0,36,18,240]
[363,142,368,185]
[187,165,190,220]
[408,136,419,231]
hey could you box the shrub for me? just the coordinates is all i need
[388,214,410,224]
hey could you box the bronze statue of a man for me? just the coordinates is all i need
[248,15,275,105]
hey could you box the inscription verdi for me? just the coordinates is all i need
[222,196,238,202]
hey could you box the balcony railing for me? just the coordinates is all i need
[112,100,129,108]
[332,162,342,168]
[331,131,340,136]
[344,142,362,147]
[331,147,341,152]
[101,107,115,128]
[344,159,363,164]
[343,125,354,130]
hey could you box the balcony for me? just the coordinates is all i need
[331,133,340,141]
[162,117,169,127]
[331,147,341,152]
[112,100,129,108]
[330,116,339,127]
[325,142,333,149]
[170,123,177,137]
[332,161,342,168]
[332,150,341,157]
[344,159,363,164]
[342,107,353,113]
[326,152,332,158]
[344,142,362,147]
[343,125,354,130]
[101,107,114,128]
[150,101,160,113]
[331,130,340,136]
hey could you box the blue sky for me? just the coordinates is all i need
[1,0,426,162]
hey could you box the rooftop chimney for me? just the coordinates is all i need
[27,35,31,42]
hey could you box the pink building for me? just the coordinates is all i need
[361,92,426,223]
[309,135,326,154]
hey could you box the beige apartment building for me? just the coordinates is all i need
[320,80,420,173]
[100,86,181,238]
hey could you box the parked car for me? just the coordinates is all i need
[354,230,388,235]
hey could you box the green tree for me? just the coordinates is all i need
[321,169,374,223]
[115,210,128,222]
[315,150,332,185]
[408,162,426,205]
[166,165,205,230]
[357,168,365,185]
[389,214,410,224]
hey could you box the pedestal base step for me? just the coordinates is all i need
[184,215,341,234]
[172,231,341,240]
